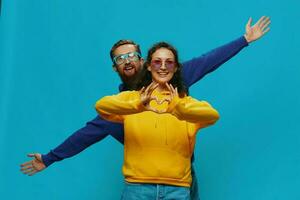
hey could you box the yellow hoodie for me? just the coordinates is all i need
[95,89,219,187]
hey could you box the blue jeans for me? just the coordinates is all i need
[121,182,190,200]
[190,165,200,200]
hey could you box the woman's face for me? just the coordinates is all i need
[147,48,177,85]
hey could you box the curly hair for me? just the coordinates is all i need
[134,42,188,97]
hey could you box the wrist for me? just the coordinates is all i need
[166,96,180,113]
[244,34,251,43]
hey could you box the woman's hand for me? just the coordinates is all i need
[165,83,178,103]
[154,83,179,113]
[140,82,160,113]
[140,82,179,113]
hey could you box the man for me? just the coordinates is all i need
[20,16,270,199]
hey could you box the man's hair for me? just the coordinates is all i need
[134,41,188,97]
[110,40,142,63]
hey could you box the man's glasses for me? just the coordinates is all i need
[150,59,176,71]
[113,52,141,65]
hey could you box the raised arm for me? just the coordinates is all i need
[181,36,248,87]
[182,16,270,88]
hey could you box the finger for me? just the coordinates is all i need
[22,168,36,175]
[167,83,175,95]
[261,16,270,24]
[150,82,159,90]
[261,20,271,31]
[169,84,175,93]
[27,153,36,157]
[165,83,172,92]
[147,83,159,96]
[164,98,171,103]
[23,167,35,173]
[140,86,145,93]
[144,105,155,112]
[21,164,33,170]
[157,99,167,105]
[151,108,159,113]
[28,170,38,176]
[158,108,167,114]
[262,27,270,35]
[259,17,270,29]
[150,96,159,103]
[145,82,154,95]
[165,83,173,99]
[20,167,33,174]
[144,83,153,94]
[153,108,164,113]
[246,17,252,29]
[257,16,266,26]
[175,87,178,96]
[20,160,33,167]
[169,84,176,98]
[147,81,157,92]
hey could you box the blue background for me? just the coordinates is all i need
[1,0,299,199]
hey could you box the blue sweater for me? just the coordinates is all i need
[42,36,248,167]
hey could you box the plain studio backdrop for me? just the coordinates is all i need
[0,0,299,199]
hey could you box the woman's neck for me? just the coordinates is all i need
[156,83,168,92]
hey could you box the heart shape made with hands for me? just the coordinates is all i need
[144,95,173,114]
[150,96,171,105]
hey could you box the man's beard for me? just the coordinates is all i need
[118,68,142,90]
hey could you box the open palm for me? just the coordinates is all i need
[244,16,271,43]
[20,153,46,176]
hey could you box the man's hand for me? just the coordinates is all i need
[20,153,46,176]
[244,16,271,43]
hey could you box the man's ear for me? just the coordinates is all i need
[140,58,144,65]
[113,65,118,72]
[147,63,151,72]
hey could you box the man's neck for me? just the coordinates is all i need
[119,71,142,90]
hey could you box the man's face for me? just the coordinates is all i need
[112,44,143,80]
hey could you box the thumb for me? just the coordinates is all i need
[34,153,42,161]
[27,153,35,157]
[246,17,252,31]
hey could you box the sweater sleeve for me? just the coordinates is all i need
[167,96,219,128]
[41,115,124,167]
[95,91,144,123]
[182,36,248,87]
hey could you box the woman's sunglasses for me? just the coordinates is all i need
[150,59,176,71]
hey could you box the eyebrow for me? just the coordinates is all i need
[152,57,175,60]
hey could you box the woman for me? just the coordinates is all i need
[95,42,219,199]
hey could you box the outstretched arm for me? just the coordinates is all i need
[20,116,124,175]
[182,16,271,88]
